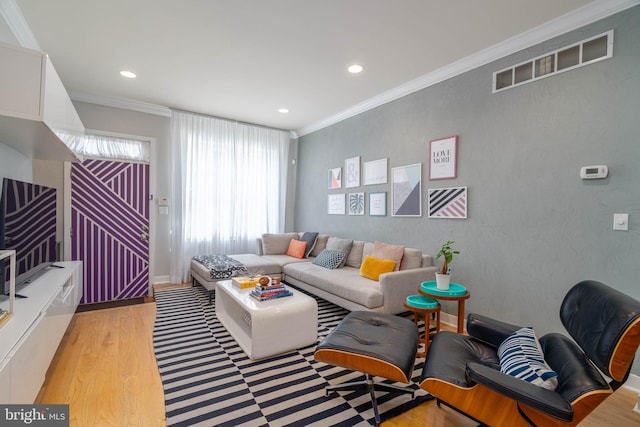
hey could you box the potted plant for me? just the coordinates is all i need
[436,240,459,290]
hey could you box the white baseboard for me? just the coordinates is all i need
[440,311,461,330]
[625,373,640,393]
[629,374,640,414]
[153,275,171,284]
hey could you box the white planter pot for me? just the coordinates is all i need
[435,273,451,290]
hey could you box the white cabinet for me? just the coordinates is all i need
[0,44,42,118]
[0,41,84,161]
[0,250,15,324]
[0,261,83,403]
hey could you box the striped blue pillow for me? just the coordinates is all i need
[497,327,558,391]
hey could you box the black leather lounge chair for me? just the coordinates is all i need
[419,280,640,426]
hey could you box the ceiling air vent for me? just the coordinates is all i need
[493,30,613,93]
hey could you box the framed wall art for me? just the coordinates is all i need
[392,163,422,217]
[344,156,360,188]
[348,192,365,215]
[363,158,388,185]
[428,186,467,219]
[369,192,386,216]
[328,193,346,214]
[429,135,457,180]
[328,167,342,189]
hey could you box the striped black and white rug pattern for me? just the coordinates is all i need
[153,285,431,426]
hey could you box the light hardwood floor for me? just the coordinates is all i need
[36,298,640,426]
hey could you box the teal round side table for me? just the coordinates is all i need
[419,281,470,333]
[404,295,441,357]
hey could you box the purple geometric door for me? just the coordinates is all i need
[70,159,150,304]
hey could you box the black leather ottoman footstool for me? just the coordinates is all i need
[314,311,419,426]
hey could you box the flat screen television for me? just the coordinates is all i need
[0,177,58,296]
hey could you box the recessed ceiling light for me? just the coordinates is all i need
[348,64,364,74]
[120,70,137,79]
[278,108,289,114]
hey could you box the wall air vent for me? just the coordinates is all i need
[493,30,613,93]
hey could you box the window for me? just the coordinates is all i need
[169,111,291,283]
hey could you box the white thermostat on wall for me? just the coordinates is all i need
[580,165,608,179]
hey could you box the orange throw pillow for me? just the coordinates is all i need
[360,256,397,281]
[286,239,307,259]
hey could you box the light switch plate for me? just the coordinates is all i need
[613,213,628,231]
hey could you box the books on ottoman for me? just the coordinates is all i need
[250,281,292,301]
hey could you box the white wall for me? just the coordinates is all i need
[0,143,31,182]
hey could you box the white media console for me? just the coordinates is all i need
[0,261,83,403]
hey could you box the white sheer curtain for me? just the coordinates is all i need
[169,110,291,283]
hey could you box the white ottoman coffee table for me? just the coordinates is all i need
[215,280,318,359]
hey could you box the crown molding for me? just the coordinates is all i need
[0,0,40,49]
[70,91,172,117]
[3,0,638,130]
[296,0,639,137]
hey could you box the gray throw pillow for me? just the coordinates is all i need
[299,232,319,258]
[326,237,353,267]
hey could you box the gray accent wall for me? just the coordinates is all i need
[295,8,640,373]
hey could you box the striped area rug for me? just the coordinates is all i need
[153,285,431,426]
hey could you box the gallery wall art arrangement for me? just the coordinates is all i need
[326,137,467,219]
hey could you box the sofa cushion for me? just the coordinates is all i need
[261,254,309,268]
[363,242,375,258]
[326,237,353,267]
[310,234,330,257]
[312,249,346,270]
[283,262,384,309]
[326,237,353,254]
[286,239,307,259]
[346,241,365,268]
[498,327,558,391]
[262,233,299,255]
[360,256,397,281]
[299,232,319,257]
[372,241,405,271]
[400,248,423,270]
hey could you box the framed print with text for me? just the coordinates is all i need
[429,135,457,180]
[328,193,345,214]
[363,158,387,185]
[369,192,386,216]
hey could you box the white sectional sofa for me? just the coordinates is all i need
[191,232,438,314]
